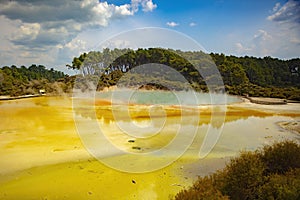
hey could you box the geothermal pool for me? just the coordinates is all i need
[95,89,242,105]
[0,94,299,199]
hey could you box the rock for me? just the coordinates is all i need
[132,146,141,150]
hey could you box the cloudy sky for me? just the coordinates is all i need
[0,0,299,73]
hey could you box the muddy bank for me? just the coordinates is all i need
[245,96,287,105]
[277,121,300,134]
[0,94,44,101]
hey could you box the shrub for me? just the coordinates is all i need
[260,141,300,174]
[220,151,266,200]
[174,176,228,200]
[174,141,300,200]
[257,169,300,200]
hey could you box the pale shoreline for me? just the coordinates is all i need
[0,94,44,101]
[277,121,300,134]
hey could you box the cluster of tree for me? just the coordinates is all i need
[69,48,202,91]
[1,49,299,99]
[211,54,300,87]
[68,48,300,100]
[0,65,69,96]
[211,53,300,100]
[174,141,300,200]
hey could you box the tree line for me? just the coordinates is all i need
[0,64,68,96]
[1,49,299,99]
[68,48,300,100]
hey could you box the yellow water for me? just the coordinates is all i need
[0,96,299,199]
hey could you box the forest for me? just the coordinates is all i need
[1,48,300,100]
[0,64,70,96]
[68,48,300,100]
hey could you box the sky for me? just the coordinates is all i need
[0,0,299,73]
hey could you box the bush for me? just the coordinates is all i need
[174,141,300,200]
[257,169,300,200]
[260,141,300,174]
[220,152,266,200]
[174,176,229,200]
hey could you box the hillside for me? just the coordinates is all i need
[0,65,72,96]
[1,48,299,100]
[69,48,300,100]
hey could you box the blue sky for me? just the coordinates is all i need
[0,0,299,73]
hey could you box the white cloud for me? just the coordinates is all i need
[131,0,157,12]
[265,0,300,58]
[0,0,157,69]
[11,23,40,41]
[235,42,243,50]
[235,42,252,53]
[64,39,87,51]
[232,1,300,59]
[0,0,157,48]
[272,2,281,12]
[166,21,179,27]
[253,30,273,56]
[189,22,197,27]
[234,27,300,59]
[254,29,272,41]
[234,29,274,57]
[290,37,300,45]
[142,0,157,12]
[102,39,133,50]
[267,0,300,25]
[56,39,87,69]
[114,4,134,16]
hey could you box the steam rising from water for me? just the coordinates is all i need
[96,88,242,105]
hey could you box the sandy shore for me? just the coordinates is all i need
[277,121,300,134]
[0,94,44,101]
[246,96,287,105]
[229,97,300,115]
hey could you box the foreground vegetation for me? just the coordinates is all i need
[174,141,300,200]
[1,48,300,100]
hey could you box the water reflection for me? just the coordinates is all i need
[74,99,273,128]
[74,102,299,159]
[73,95,299,159]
